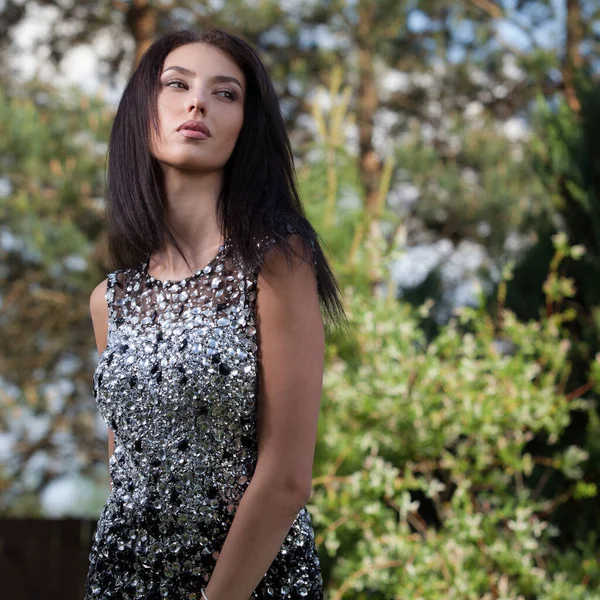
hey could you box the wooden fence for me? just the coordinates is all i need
[0,517,96,600]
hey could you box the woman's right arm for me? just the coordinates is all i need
[89,279,114,490]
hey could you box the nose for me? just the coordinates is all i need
[186,93,206,116]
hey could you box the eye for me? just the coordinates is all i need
[164,79,187,89]
[216,89,238,101]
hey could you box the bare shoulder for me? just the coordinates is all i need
[259,233,316,282]
[90,279,109,319]
[90,279,109,356]
[256,233,322,333]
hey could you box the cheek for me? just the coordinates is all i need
[223,110,244,145]
[153,99,173,132]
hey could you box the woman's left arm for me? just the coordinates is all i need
[202,235,325,600]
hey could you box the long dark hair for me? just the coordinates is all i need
[105,27,347,332]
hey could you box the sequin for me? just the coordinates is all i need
[84,236,323,599]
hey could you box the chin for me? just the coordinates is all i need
[159,154,228,173]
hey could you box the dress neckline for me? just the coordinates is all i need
[141,239,229,287]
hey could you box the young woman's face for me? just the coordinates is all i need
[150,42,245,172]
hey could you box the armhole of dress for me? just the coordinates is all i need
[242,267,259,326]
[284,224,318,269]
[105,272,119,339]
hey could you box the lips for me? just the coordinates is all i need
[177,119,211,137]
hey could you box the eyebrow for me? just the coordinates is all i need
[161,66,244,92]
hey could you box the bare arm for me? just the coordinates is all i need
[203,235,325,600]
[90,279,114,491]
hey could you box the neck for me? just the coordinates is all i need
[153,166,226,274]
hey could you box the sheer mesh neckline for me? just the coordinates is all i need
[141,239,230,287]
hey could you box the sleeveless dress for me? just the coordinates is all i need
[84,236,324,600]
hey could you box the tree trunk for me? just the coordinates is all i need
[563,0,583,113]
[357,0,383,217]
[126,0,158,68]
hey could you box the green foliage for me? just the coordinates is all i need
[0,79,113,511]
[530,79,600,294]
[394,111,549,255]
[0,80,110,273]
[299,108,600,593]
[503,78,600,562]
[308,262,599,598]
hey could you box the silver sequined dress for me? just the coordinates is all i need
[84,238,324,600]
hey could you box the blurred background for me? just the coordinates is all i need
[1,0,599,598]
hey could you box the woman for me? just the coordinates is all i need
[86,27,346,600]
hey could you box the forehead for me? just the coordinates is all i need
[162,43,245,82]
